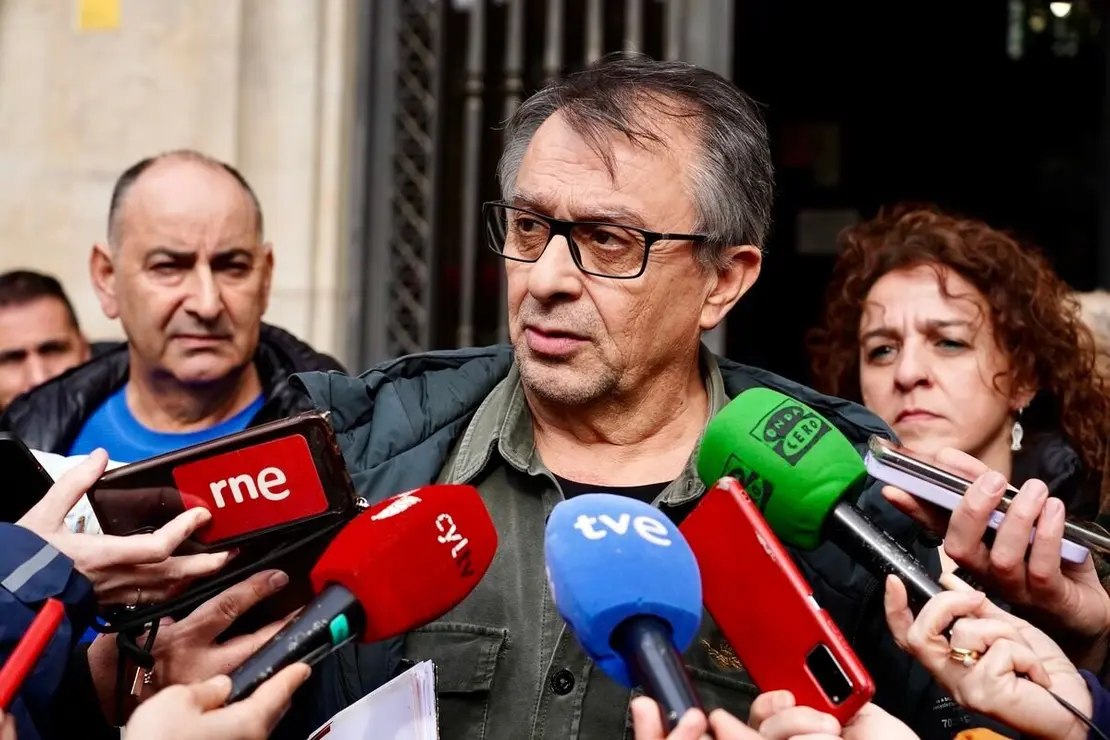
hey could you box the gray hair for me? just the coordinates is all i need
[496,52,774,270]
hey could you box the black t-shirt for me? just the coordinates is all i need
[554,475,669,504]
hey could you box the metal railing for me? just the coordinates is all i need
[350,0,734,369]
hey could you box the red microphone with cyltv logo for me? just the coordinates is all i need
[225,483,498,703]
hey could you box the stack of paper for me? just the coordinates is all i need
[306,661,438,740]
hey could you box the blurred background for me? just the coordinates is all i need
[0,0,1104,388]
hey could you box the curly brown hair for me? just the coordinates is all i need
[807,203,1110,472]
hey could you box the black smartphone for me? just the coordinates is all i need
[0,434,54,523]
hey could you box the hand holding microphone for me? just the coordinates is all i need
[225,484,497,702]
[630,698,757,740]
[123,664,310,740]
[884,574,1093,740]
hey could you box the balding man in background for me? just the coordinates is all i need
[1,149,343,463]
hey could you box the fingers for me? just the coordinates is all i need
[91,553,234,606]
[143,507,216,561]
[98,508,214,566]
[988,479,1048,592]
[20,448,108,526]
[631,697,665,740]
[218,663,311,737]
[189,675,234,710]
[1025,498,1068,599]
[950,616,1028,658]
[904,591,987,655]
[944,470,1006,572]
[0,711,14,740]
[939,571,977,593]
[210,612,299,676]
[961,639,1053,702]
[182,570,289,644]
[881,486,951,535]
[707,708,759,738]
[756,705,840,740]
[883,575,915,649]
[668,709,710,740]
[934,447,990,479]
[749,690,795,728]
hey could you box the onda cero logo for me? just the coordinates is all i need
[172,434,329,544]
[718,453,774,511]
[750,399,829,466]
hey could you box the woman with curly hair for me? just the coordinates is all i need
[809,204,1110,517]
[808,204,1110,670]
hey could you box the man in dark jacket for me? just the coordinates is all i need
[1,149,343,462]
[267,55,1013,740]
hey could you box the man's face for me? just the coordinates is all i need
[91,160,272,386]
[505,110,761,406]
[0,297,89,408]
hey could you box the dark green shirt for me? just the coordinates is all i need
[406,352,755,740]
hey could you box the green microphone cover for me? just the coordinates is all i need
[696,387,868,551]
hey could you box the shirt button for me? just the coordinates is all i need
[550,668,575,695]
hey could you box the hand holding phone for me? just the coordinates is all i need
[17,450,227,607]
[679,478,874,723]
[864,437,1102,565]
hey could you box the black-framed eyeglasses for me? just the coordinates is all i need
[482,201,710,279]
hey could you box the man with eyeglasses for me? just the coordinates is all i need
[270,53,983,740]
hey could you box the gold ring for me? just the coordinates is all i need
[949,647,980,667]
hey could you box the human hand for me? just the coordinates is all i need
[884,574,1091,740]
[123,663,310,739]
[630,696,759,739]
[88,569,296,720]
[881,446,1110,666]
[749,690,919,740]
[17,448,231,606]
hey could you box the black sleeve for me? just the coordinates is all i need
[45,643,119,740]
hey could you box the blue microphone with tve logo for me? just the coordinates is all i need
[544,493,705,732]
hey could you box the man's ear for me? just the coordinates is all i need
[700,245,762,332]
[89,243,119,320]
[259,242,274,315]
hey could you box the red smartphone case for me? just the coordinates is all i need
[680,477,875,723]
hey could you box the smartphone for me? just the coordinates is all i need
[89,411,363,640]
[86,410,360,554]
[680,477,875,723]
[864,436,1101,565]
[0,434,55,523]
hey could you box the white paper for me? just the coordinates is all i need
[30,449,126,535]
[306,660,438,740]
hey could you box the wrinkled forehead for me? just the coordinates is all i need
[114,162,262,253]
[515,110,699,224]
[860,264,989,334]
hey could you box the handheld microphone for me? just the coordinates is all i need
[697,388,942,607]
[544,493,704,732]
[226,484,498,703]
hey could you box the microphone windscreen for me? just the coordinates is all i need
[544,493,701,687]
[310,484,497,641]
[697,388,867,549]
